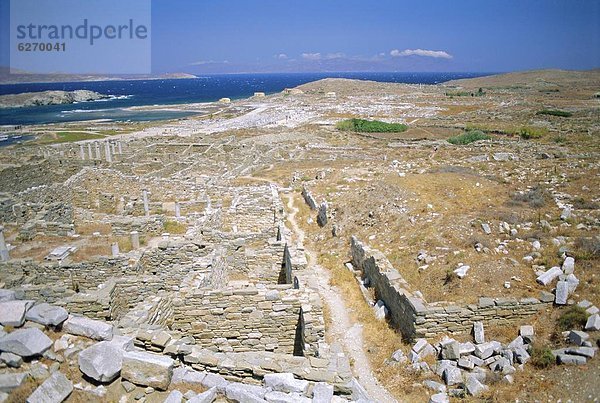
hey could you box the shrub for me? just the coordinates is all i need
[573,236,600,260]
[509,186,549,209]
[536,109,573,118]
[531,345,556,368]
[557,306,588,330]
[519,126,547,139]
[336,118,408,133]
[447,130,490,145]
[553,135,567,144]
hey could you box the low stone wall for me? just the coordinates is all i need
[350,237,551,340]
[182,348,352,387]
[171,285,324,357]
[0,257,141,292]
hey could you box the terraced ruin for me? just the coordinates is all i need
[0,69,599,402]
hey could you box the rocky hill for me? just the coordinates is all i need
[0,90,110,108]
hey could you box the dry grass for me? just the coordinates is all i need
[75,222,113,236]
[163,220,187,234]
[319,252,429,401]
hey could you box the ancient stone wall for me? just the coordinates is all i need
[171,285,324,357]
[351,237,551,340]
[0,257,141,292]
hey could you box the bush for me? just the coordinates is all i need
[336,118,408,133]
[447,130,490,145]
[557,306,588,330]
[536,109,573,117]
[509,186,549,209]
[573,236,600,260]
[531,345,556,368]
[519,126,547,139]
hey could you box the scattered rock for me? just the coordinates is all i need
[554,281,569,305]
[264,373,309,394]
[78,341,125,383]
[187,387,217,403]
[585,314,600,331]
[473,322,485,344]
[0,373,27,393]
[25,303,68,327]
[0,327,52,357]
[63,315,113,341]
[26,371,72,403]
[465,375,487,396]
[0,300,34,327]
[312,382,334,403]
[121,350,174,390]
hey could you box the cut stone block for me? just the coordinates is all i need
[0,300,34,327]
[0,328,52,357]
[557,354,586,365]
[78,341,126,383]
[26,372,72,403]
[554,281,569,305]
[264,373,309,394]
[63,315,113,341]
[585,314,600,331]
[0,373,27,393]
[25,303,68,327]
[121,350,174,390]
[473,322,485,344]
[568,330,589,346]
[536,266,562,286]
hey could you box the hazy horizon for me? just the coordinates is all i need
[0,0,599,76]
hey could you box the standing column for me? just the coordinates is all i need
[0,226,9,262]
[111,142,116,155]
[105,141,112,163]
[175,202,181,218]
[130,231,140,249]
[111,242,120,257]
[117,141,123,154]
[79,144,86,160]
[87,143,93,159]
[142,190,149,216]
[94,142,101,159]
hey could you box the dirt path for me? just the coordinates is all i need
[284,192,398,403]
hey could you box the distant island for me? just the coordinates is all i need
[0,90,110,108]
[0,67,197,85]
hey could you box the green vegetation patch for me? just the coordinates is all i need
[37,131,105,144]
[164,220,187,234]
[531,345,556,368]
[336,118,408,133]
[519,126,547,139]
[536,109,573,117]
[447,130,490,145]
[557,306,588,330]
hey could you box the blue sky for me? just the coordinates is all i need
[1,0,599,74]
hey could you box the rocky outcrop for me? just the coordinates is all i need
[0,90,110,108]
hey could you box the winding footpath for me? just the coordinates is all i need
[283,192,398,403]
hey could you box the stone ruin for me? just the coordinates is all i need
[0,134,368,402]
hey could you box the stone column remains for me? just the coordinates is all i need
[105,141,112,163]
[87,143,93,159]
[175,202,181,218]
[111,242,120,257]
[111,142,116,156]
[0,226,10,262]
[117,141,123,154]
[79,144,85,160]
[94,142,101,159]
[142,190,149,216]
[130,231,140,249]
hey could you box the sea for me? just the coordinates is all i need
[0,72,491,126]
